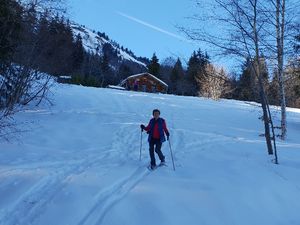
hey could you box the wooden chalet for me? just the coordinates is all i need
[120,72,168,93]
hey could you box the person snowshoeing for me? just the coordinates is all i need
[140,109,170,170]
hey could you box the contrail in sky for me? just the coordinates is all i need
[116,11,190,43]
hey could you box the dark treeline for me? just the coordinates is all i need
[234,55,300,108]
[1,0,299,109]
[0,2,82,76]
[0,0,146,89]
[147,48,300,108]
[148,50,244,99]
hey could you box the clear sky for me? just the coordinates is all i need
[68,0,206,64]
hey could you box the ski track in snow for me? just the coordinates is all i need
[0,151,111,225]
[1,86,300,225]
[0,112,152,225]
[76,165,150,225]
[76,121,153,225]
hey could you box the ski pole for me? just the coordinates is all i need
[139,128,143,161]
[168,138,175,171]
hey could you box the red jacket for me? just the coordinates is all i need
[144,118,169,139]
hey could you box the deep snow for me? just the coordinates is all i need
[0,83,300,225]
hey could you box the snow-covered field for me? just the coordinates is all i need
[0,83,300,225]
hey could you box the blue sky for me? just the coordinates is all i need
[68,0,205,64]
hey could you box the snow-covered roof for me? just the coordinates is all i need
[59,76,72,79]
[107,85,126,90]
[121,73,168,87]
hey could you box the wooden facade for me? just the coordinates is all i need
[120,73,168,93]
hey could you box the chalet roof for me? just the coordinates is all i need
[59,76,72,79]
[107,85,126,90]
[121,72,168,87]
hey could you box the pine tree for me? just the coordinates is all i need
[237,58,256,101]
[0,0,22,63]
[170,58,185,94]
[118,63,132,81]
[12,2,39,66]
[186,49,210,96]
[71,34,84,73]
[236,57,269,102]
[268,71,280,106]
[185,51,199,95]
[147,53,160,77]
[41,16,75,76]
[101,52,110,74]
[34,12,50,70]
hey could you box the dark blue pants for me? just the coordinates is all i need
[149,138,165,166]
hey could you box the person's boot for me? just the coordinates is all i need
[159,161,166,166]
[151,164,157,170]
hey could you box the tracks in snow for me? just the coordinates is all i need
[0,152,112,225]
[0,121,150,225]
[77,165,149,225]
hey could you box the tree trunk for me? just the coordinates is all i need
[258,73,274,155]
[265,96,279,163]
[253,0,273,155]
[276,0,287,139]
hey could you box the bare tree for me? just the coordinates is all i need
[0,0,58,140]
[275,0,287,139]
[198,64,229,100]
[284,58,300,107]
[180,0,280,160]
[254,0,299,139]
[0,63,54,140]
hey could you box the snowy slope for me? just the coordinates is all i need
[71,23,147,67]
[0,83,300,225]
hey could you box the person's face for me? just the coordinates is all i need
[153,111,160,119]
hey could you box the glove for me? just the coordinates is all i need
[166,133,170,140]
[140,124,145,131]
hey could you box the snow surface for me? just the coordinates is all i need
[0,83,300,225]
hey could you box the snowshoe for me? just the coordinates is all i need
[159,161,167,167]
[147,164,157,171]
